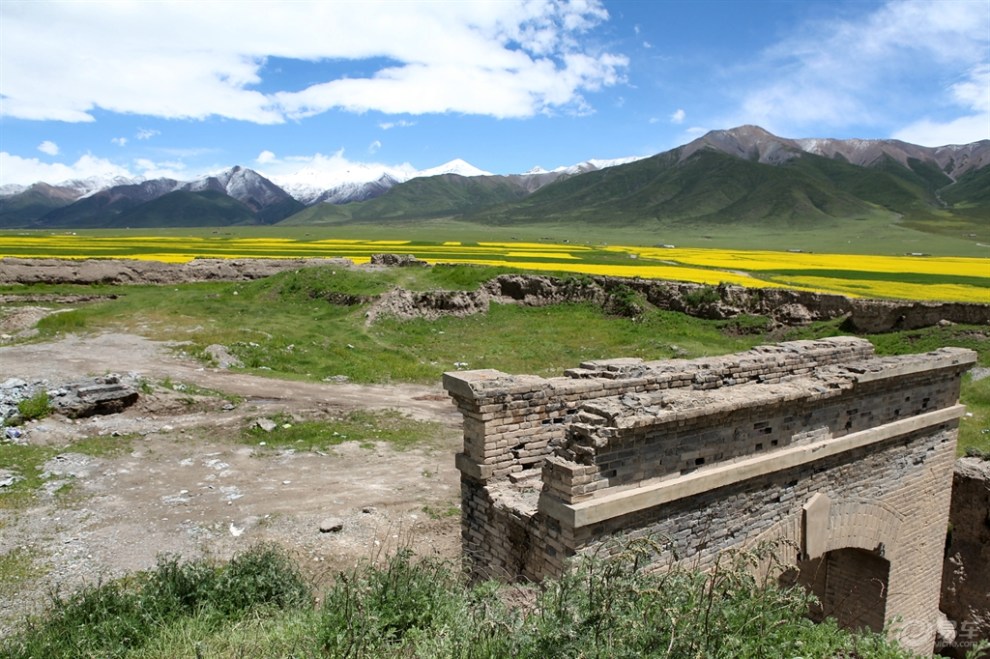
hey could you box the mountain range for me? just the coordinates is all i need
[2,126,987,233]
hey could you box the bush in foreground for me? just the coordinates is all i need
[2,541,933,658]
[2,543,310,659]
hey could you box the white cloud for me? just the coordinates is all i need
[37,140,59,156]
[1,1,626,124]
[379,120,416,130]
[892,115,990,147]
[368,140,382,154]
[134,158,186,180]
[256,150,277,164]
[136,128,160,140]
[670,109,685,124]
[111,137,128,147]
[733,0,989,143]
[892,64,990,145]
[254,149,418,189]
[0,152,132,186]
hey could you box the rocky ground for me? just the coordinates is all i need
[0,330,463,635]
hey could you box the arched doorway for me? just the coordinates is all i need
[783,547,890,633]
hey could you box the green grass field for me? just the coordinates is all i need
[3,213,989,255]
[5,265,988,456]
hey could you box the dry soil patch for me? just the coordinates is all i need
[0,331,463,635]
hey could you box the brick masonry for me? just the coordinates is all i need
[444,338,976,653]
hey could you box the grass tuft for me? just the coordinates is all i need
[15,391,51,423]
[243,410,442,451]
[1,543,311,659]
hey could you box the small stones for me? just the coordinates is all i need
[254,418,277,433]
[204,344,244,369]
[0,469,21,488]
[319,518,344,533]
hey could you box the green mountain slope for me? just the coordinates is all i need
[35,181,180,228]
[941,166,990,207]
[282,174,531,225]
[473,149,892,227]
[0,185,78,228]
[107,190,257,228]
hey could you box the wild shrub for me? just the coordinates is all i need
[15,391,51,422]
[319,549,464,654]
[684,284,721,307]
[1,544,311,659]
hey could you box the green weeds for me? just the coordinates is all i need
[156,377,242,406]
[318,542,914,658]
[35,310,87,336]
[0,538,938,659]
[0,444,57,509]
[960,375,990,458]
[242,410,443,451]
[71,433,136,459]
[0,547,45,598]
[683,284,721,307]
[15,391,51,423]
[1,544,311,659]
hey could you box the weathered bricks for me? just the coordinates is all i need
[446,339,975,654]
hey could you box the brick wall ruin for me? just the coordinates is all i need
[444,337,976,653]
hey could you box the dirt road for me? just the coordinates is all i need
[0,332,464,634]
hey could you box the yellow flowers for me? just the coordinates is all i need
[601,246,989,303]
[1,234,986,303]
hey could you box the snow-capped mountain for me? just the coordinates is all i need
[415,158,493,178]
[0,155,636,213]
[267,158,491,205]
[307,174,401,205]
[181,166,297,213]
[0,175,137,200]
[526,156,647,176]
[0,155,658,228]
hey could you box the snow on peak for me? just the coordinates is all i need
[414,159,492,179]
[0,183,27,196]
[541,155,647,175]
[67,175,140,198]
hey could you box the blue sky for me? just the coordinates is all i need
[1,0,988,188]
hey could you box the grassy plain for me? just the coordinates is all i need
[4,265,988,456]
[1,241,988,656]
[1,228,987,302]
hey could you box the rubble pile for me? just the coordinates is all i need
[0,374,140,442]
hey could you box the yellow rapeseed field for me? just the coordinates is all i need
[1,234,986,303]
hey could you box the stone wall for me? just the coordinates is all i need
[445,338,976,654]
[941,457,990,654]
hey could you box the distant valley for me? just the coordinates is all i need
[2,126,987,246]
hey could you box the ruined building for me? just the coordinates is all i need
[444,337,975,653]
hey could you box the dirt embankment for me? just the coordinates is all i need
[0,257,352,285]
[369,272,990,333]
[2,256,989,334]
